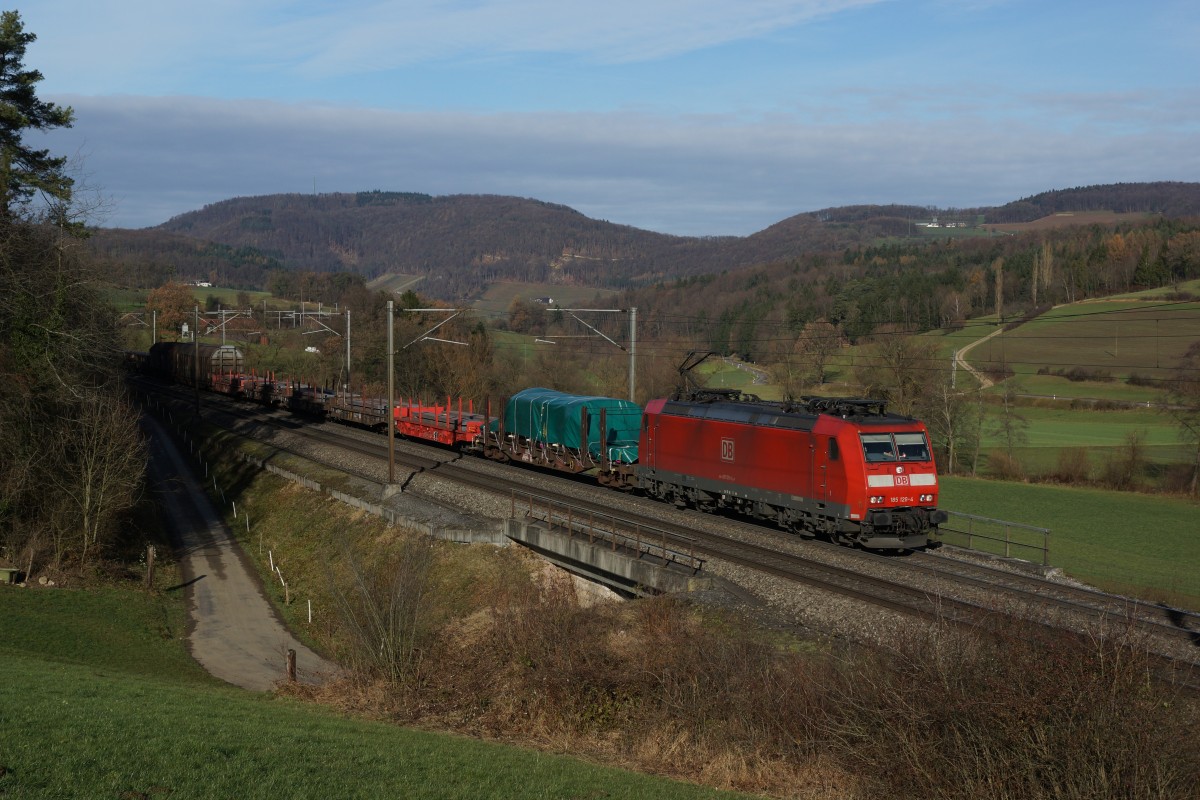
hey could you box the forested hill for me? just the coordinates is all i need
[88,183,1200,300]
[985,182,1200,223]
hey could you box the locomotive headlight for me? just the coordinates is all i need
[870,495,884,504]
[920,494,933,503]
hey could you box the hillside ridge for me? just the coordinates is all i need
[88,182,1200,301]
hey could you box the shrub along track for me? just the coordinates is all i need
[138,379,1200,691]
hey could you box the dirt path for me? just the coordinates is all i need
[954,328,1005,389]
[144,414,338,691]
[722,356,770,386]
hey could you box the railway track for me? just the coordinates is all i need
[901,548,1200,648]
[137,379,1200,681]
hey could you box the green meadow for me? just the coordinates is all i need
[979,404,1191,473]
[939,476,1200,609]
[0,588,751,800]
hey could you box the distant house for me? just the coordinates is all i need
[534,297,554,304]
[917,218,968,229]
[194,281,213,287]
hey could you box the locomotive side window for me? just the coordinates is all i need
[828,438,839,461]
[860,433,896,462]
[894,432,931,461]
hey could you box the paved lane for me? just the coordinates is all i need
[144,414,338,691]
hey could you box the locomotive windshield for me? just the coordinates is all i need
[860,432,931,463]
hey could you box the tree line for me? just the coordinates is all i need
[616,215,1200,359]
[0,10,144,576]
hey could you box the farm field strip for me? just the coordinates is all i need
[967,300,1200,384]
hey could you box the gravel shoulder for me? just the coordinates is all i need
[143,413,339,691]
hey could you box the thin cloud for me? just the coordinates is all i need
[30,0,882,90]
[38,93,1200,235]
[281,0,884,72]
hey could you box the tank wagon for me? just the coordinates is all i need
[146,342,244,390]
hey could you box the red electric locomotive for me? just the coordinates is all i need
[636,390,946,549]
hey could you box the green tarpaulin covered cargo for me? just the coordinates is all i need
[495,388,641,464]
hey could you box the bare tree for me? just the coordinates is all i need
[988,378,1029,460]
[46,389,146,567]
[917,368,979,476]
[855,325,940,416]
[0,211,137,574]
[794,319,842,388]
[1166,341,1200,495]
[761,321,803,400]
[993,257,1004,319]
[328,533,437,685]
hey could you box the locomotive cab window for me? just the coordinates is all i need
[894,432,931,461]
[860,433,896,462]
[828,438,840,460]
[861,432,931,462]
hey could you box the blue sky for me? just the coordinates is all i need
[25,0,1200,235]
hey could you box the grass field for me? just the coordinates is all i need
[472,281,618,316]
[366,273,425,294]
[979,404,1186,459]
[939,477,1200,608]
[0,587,751,800]
[191,286,276,307]
[968,299,1200,386]
[1007,373,1162,403]
[692,359,758,390]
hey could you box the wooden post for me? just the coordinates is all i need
[144,545,156,590]
[286,648,297,682]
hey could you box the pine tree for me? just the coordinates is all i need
[0,10,74,213]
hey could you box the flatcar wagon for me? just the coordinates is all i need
[329,392,392,432]
[288,384,335,417]
[394,398,488,447]
[237,372,289,406]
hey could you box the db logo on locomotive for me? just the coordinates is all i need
[721,438,735,462]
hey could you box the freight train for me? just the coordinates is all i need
[139,342,947,549]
